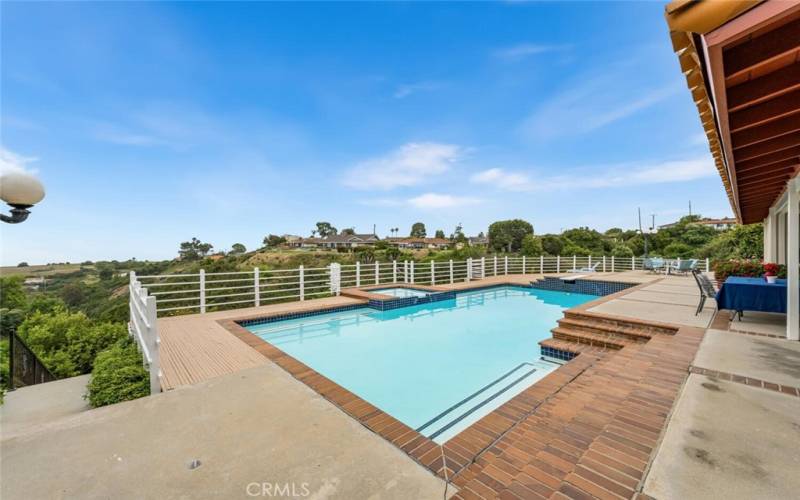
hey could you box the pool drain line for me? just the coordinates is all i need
[416,362,537,435]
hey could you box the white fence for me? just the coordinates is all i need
[133,255,710,316]
[128,272,161,395]
[128,255,709,393]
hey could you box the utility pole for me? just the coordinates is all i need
[651,214,656,232]
[689,200,692,217]
[638,207,649,257]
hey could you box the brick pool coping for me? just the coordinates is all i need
[217,276,708,498]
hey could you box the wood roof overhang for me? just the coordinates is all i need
[665,0,800,223]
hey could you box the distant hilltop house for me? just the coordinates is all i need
[281,234,302,243]
[23,276,46,290]
[290,234,379,249]
[386,237,451,250]
[468,236,489,246]
[658,217,737,231]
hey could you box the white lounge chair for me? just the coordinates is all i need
[567,262,599,273]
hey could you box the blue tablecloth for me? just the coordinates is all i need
[715,277,787,314]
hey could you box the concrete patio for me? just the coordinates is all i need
[3,270,799,500]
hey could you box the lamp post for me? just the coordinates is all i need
[0,171,46,224]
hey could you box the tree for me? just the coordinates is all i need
[451,223,467,243]
[263,234,287,248]
[179,238,213,261]
[316,222,337,238]
[341,228,355,235]
[17,262,28,267]
[96,263,114,281]
[0,276,27,310]
[435,229,445,239]
[521,234,543,257]
[561,227,605,255]
[488,219,533,252]
[541,235,563,256]
[611,244,634,258]
[61,284,85,308]
[662,242,694,259]
[410,222,427,238]
[561,242,592,256]
[230,243,247,255]
[17,309,126,378]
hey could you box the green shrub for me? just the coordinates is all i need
[610,244,634,258]
[16,309,126,378]
[87,338,149,407]
[662,242,694,259]
[521,235,543,257]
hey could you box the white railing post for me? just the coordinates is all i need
[410,261,415,283]
[404,261,408,283]
[493,255,498,276]
[356,261,361,287]
[449,259,454,284]
[481,257,486,278]
[540,255,544,273]
[602,256,606,273]
[632,256,636,270]
[705,258,710,272]
[431,261,435,285]
[299,265,305,301]
[612,256,615,272]
[588,255,592,269]
[522,256,526,274]
[467,257,473,281]
[254,267,260,307]
[199,269,206,314]
[329,263,341,295]
[393,260,397,283]
[144,293,160,395]
[557,255,561,273]
[504,256,508,275]
[573,255,577,270]
[375,261,380,285]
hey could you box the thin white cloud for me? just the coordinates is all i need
[342,142,462,190]
[493,43,570,61]
[0,147,38,175]
[521,68,681,139]
[408,193,482,209]
[393,81,444,99]
[470,168,532,191]
[470,157,716,192]
[359,193,482,209]
[91,123,163,146]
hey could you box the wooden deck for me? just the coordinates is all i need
[157,295,366,390]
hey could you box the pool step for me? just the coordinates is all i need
[555,317,652,343]
[550,327,632,350]
[563,310,678,336]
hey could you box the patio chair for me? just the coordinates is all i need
[692,269,717,315]
[567,262,599,273]
[670,259,698,275]
[645,257,665,273]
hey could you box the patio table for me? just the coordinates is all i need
[715,276,787,314]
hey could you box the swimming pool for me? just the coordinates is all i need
[370,287,430,298]
[245,286,597,442]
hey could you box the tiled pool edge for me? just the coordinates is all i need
[217,277,675,484]
[218,316,604,480]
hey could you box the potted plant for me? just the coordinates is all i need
[764,262,779,284]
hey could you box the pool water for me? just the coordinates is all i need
[246,286,596,442]
[371,287,430,298]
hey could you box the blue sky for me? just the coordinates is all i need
[1,1,731,265]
